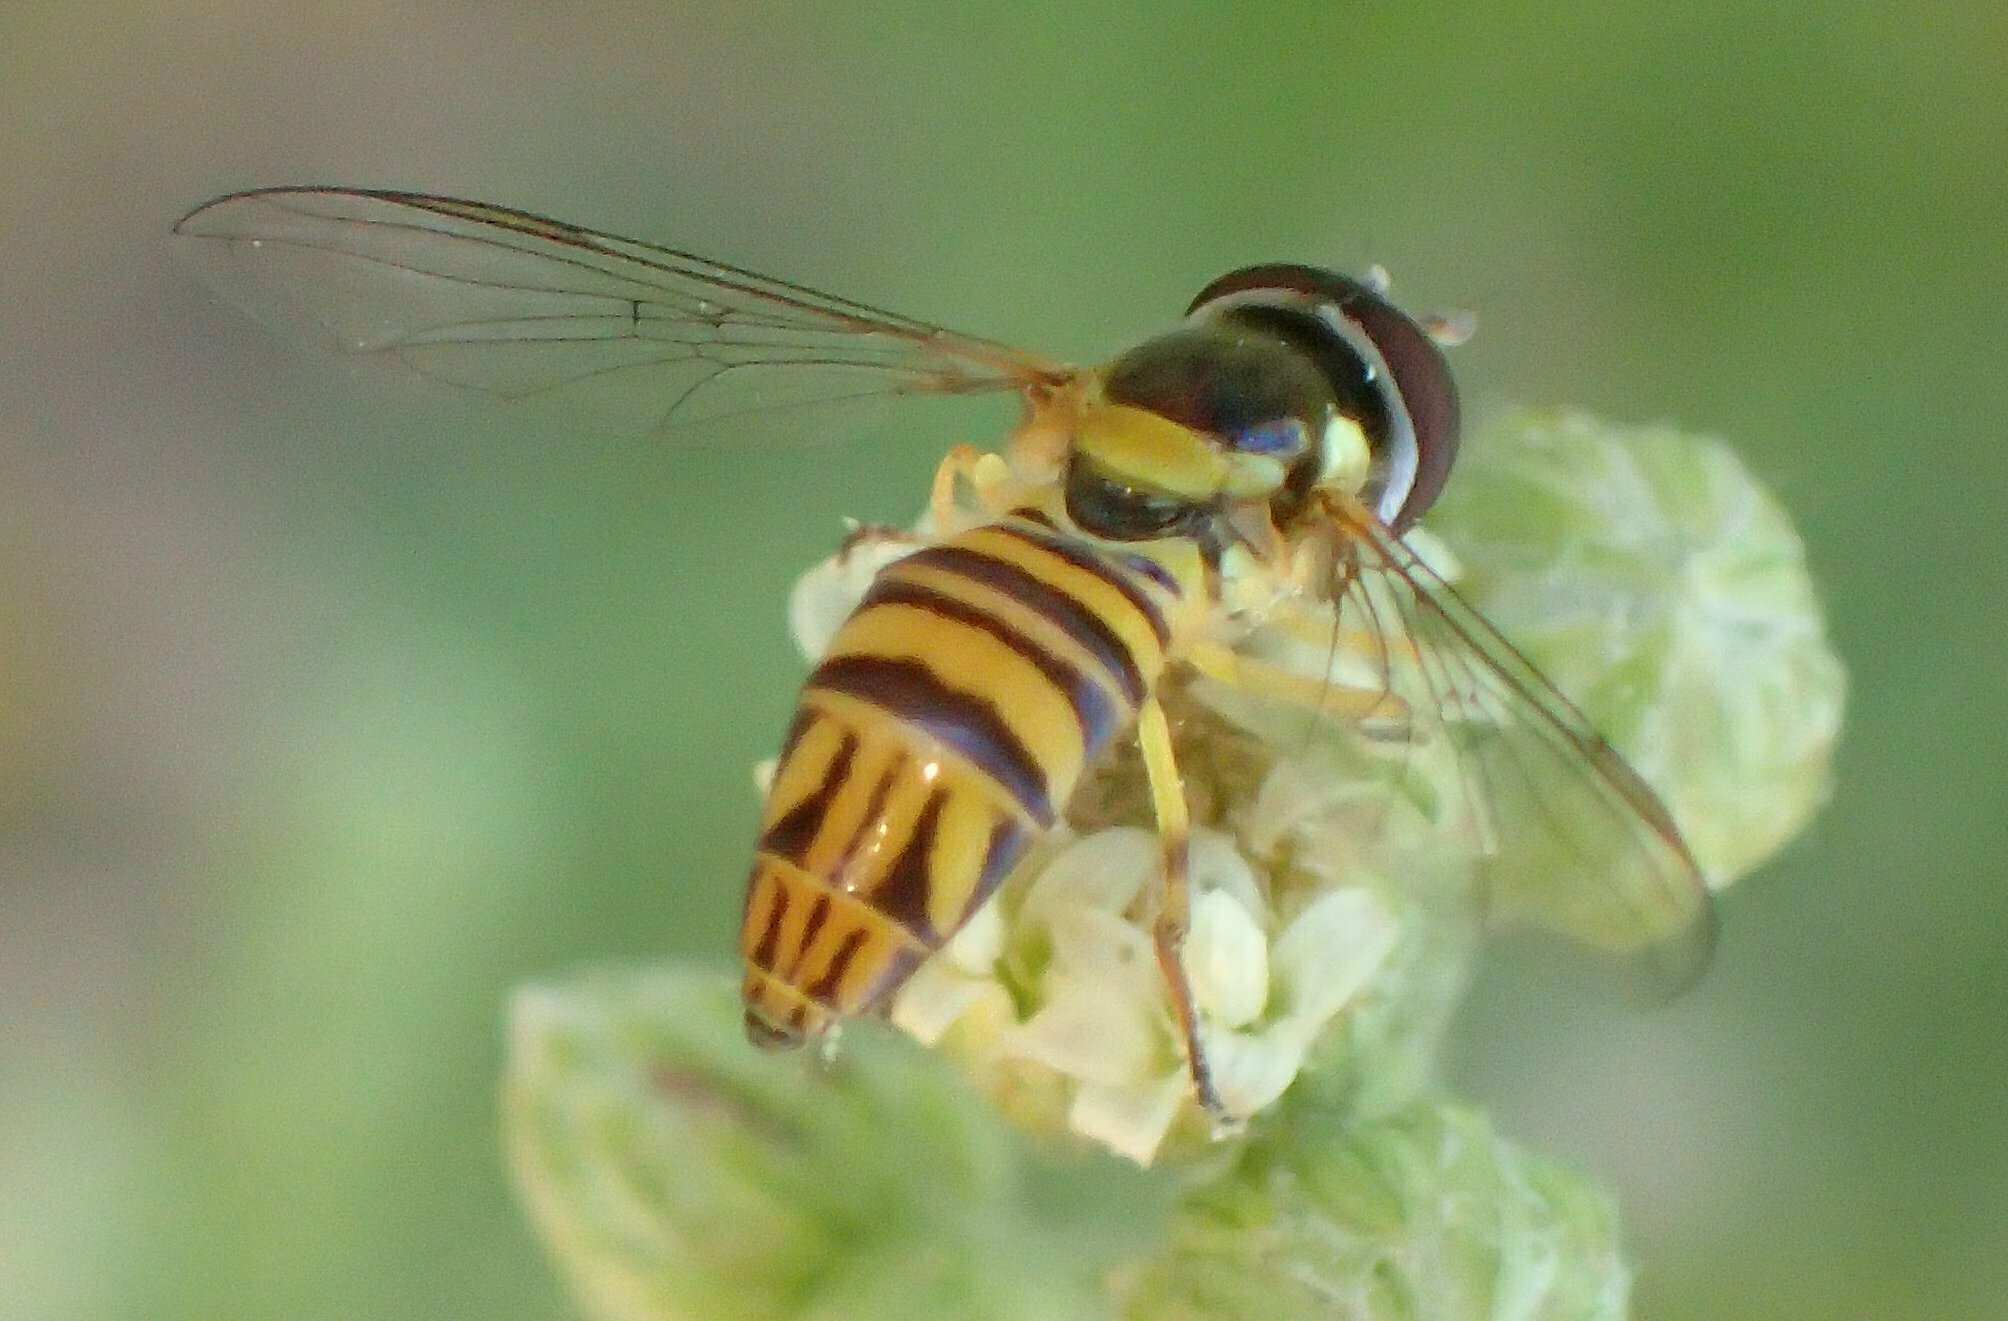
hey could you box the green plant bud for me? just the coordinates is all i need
[1427,409,1845,887]
[504,968,1145,1321]
[1116,1098,1630,1321]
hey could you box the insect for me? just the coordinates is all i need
[174,188,1715,1116]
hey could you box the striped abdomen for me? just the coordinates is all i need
[740,513,1184,1047]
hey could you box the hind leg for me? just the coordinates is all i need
[1134,695,1229,1121]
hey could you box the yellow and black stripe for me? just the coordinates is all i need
[740,511,1186,1046]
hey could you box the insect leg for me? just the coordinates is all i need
[1136,695,1229,1121]
[927,443,988,529]
[1230,601,1423,666]
[1183,639,1408,723]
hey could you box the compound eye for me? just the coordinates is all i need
[1064,461,1195,541]
[1187,264,1461,532]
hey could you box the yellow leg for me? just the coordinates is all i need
[1254,606,1425,667]
[927,443,987,530]
[1183,639,1409,725]
[1135,695,1227,1121]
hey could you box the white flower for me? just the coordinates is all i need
[886,893,1012,1048]
[786,523,921,658]
[898,824,1399,1165]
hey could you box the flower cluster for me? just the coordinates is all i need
[891,822,1401,1163]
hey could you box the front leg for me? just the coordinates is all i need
[928,442,1040,531]
[927,443,985,529]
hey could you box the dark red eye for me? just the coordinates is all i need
[1186,264,1460,532]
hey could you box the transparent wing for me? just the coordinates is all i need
[171,187,1073,434]
[1313,488,1717,996]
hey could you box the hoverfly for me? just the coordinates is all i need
[174,188,1715,1116]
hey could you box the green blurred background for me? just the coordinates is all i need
[2,1,2001,1317]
